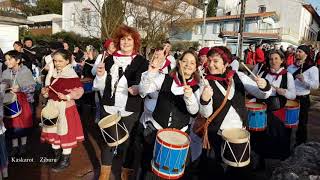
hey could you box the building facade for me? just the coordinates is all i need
[27,14,62,36]
[62,0,203,38]
[171,0,320,53]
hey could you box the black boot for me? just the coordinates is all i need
[53,149,62,164]
[10,147,19,157]
[19,144,27,156]
[51,154,71,172]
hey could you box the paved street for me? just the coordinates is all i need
[6,90,320,180]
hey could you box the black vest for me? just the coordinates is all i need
[258,71,288,111]
[102,54,148,112]
[292,63,314,79]
[207,73,247,133]
[152,75,199,129]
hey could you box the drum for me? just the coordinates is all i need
[246,102,267,131]
[41,104,59,127]
[81,78,93,93]
[221,128,250,167]
[285,100,300,128]
[98,113,129,147]
[151,128,190,179]
[3,92,22,118]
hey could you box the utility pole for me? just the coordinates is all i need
[202,0,209,47]
[237,0,246,61]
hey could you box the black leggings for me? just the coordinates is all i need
[99,110,140,166]
[296,95,310,145]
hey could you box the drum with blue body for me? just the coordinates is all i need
[285,100,300,128]
[3,92,22,118]
[81,78,93,93]
[151,128,190,179]
[246,102,267,131]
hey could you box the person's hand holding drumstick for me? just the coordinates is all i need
[148,49,166,73]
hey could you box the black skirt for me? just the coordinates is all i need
[251,111,292,160]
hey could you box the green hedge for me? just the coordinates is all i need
[20,30,103,52]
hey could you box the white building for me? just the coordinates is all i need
[62,0,203,38]
[171,0,320,52]
[0,16,33,53]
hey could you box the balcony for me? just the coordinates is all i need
[219,30,280,40]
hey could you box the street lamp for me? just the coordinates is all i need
[202,0,209,47]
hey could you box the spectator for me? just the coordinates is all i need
[255,44,265,64]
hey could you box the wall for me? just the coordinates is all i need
[62,0,101,38]
[0,24,19,53]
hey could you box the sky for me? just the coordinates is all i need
[308,0,320,14]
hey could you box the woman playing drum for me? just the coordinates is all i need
[2,50,36,157]
[252,50,296,169]
[199,46,272,179]
[40,49,84,172]
[138,50,201,179]
[95,25,148,180]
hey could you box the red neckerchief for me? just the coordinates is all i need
[112,51,137,58]
[267,68,287,80]
[170,72,198,87]
[159,57,171,72]
[205,70,235,84]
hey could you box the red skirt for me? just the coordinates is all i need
[4,92,33,129]
[40,105,84,149]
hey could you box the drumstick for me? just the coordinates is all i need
[48,86,59,95]
[198,66,208,86]
[256,64,264,75]
[241,62,257,79]
[84,61,94,67]
[300,63,304,74]
[179,62,187,86]
[40,66,46,72]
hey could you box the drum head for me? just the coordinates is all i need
[4,93,16,105]
[98,114,121,129]
[157,129,190,148]
[222,128,250,144]
[42,105,59,119]
[245,102,266,110]
[285,100,299,108]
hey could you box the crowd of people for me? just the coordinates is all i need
[0,24,319,180]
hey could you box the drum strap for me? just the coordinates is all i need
[201,80,232,149]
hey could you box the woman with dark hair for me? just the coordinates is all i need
[198,46,272,179]
[2,50,36,157]
[251,49,296,169]
[138,50,201,179]
[94,25,148,180]
[40,49,84,172]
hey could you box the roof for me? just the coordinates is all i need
[303,4,320,25]
[0,15,33,25]
[27,14,62,23]
[219,31,280,40]
[184,11,278,23]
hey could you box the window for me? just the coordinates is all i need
[226,11,231,16]
[233,23,239,32]
[212,24,220,34]
[195,25,202,35]
[86,11,91,26]
[258,5,266,13]
[244,23,249,32]
[71,13,75,27]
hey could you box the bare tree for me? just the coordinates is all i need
[125,0,198,49]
